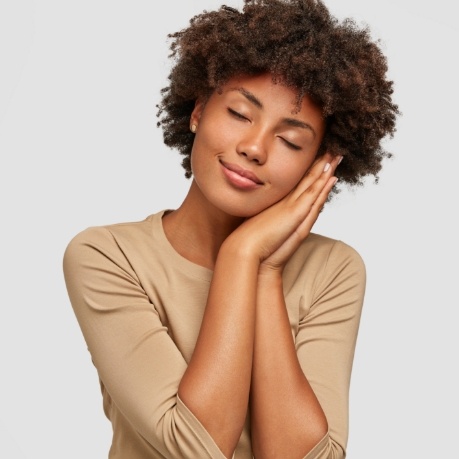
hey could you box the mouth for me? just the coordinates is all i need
[219,160,264,185]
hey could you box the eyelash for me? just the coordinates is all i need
[227,108,301,151]
[281,139,301,151]
[228,108,247,120]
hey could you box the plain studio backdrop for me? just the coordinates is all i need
[1,0,457,457]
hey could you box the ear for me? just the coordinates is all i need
[190,98,205,126]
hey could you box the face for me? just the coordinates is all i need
[189,73,325,218]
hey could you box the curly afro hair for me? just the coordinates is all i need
[156,0,400,191]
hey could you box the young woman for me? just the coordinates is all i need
[63,1,399,458]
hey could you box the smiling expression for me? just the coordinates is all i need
[189,73,326,218]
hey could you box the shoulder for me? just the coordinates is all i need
[62,211,164,272]
[284,233,366,303]
[290,232,365,276]
[312,233,365,274]
[284,234,367,321]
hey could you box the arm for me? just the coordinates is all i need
[250,270,328,459]
[63,228,229,459]
[250,242,365,459]
[295,242,366,458]
[247,151,365,458]
[178,240,259,457]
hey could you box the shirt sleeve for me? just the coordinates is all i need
[62,226,227,459]
[295,240,366,459]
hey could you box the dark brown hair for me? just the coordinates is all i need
[157,0,400,191]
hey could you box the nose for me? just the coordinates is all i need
[236,128,268,165]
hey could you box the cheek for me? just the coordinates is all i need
[190,125,227,169]
[271,158,314,195]
[189,134,212,177]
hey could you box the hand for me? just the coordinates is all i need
[227,153,341,273]
[260,153,341,273]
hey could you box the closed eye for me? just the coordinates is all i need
[280,137,301,151]
[228,108,249,121]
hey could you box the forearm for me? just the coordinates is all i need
[178,239,259,457]
[251,272,328,459]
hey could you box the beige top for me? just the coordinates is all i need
[63,210,365,459]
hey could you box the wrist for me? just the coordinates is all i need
[220,234,260,266]
[258,265,284,285]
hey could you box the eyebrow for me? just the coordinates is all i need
[234,87,317,138]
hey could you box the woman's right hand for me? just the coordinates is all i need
[225,153,341,272]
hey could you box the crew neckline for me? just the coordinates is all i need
[150,210,214,282]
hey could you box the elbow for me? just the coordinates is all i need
[301,431,346,459]
[300,404,329,457]
[142,397,227,459]
[252,411,329,459]
[313,410,329,446]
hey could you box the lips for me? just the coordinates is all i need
[219,160,264,185]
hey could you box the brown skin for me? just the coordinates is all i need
[158,0,400,192]
[163,73,340,458]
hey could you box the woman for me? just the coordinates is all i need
[63,0,399,458]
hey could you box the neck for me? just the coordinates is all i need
[162,180,244,270]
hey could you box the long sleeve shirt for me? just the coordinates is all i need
[63,210,366,458]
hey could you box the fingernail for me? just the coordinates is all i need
[333,177,339,185]
[338,156,343,165]
[324,163,331,172]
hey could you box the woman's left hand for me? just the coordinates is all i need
[259,154,341,275]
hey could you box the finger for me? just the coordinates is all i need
[282,155,339,235]
[263,174,338,265]
[241,155,340,260]
[293,154,341,207]
[288,153,330,200]
[295,175,338,237]
[290,153,340,200]
[312,175,338,215]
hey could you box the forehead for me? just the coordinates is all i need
[219,73,297,101]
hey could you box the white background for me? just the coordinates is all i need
[1,0,458,458]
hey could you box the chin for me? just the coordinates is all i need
[210,196,273,219]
